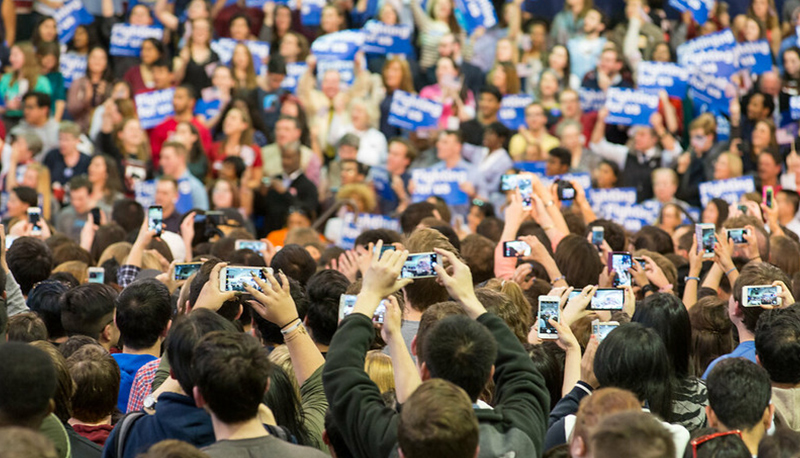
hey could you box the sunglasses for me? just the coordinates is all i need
[691,430,742,458]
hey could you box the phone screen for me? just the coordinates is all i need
[339,294,388,323]
[28,209,41,233]
[236,240,266,252]
[90,208,102,225]
[401,253,439,279]
[148,206,163,236]
[700,226,715,255]
[87,268,104,284]
[764,187,774,208]
[727,228,748,244]
[518,178,533,209]
[744,286,780,307]
[611,253,632,287]
[559,184,575,200]
[590,288,624,310]
[503,241,531,257]
[538,298,559,337]
[223,266,271,292]
[592,322,618,342]
[500,174,518,191]
[174,262,203,281]
[591,227,604,245]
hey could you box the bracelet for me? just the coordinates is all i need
[545,200,555,207]
[284,323,308,342]
[281,320,303,335]
[279,317,300,330]
[550,275,565,285]
[684,276,701,282]
[725,267,737,276]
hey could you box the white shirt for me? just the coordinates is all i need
[589,138,681,170]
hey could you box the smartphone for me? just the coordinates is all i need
[608,252,633,287]
[87,267,104,284]
[148,206,163,237]
[500,174,518,191]
[503,240,531,257]
[174,262,203,281]
[633,257,647,269]
[742,285,781,307]
[338,294,387,323]
[518,178,533,210]
[568,289,581,301]
[737,204,748,215]
[592,319,619,343]
[219,266,273,292]
[591,226,604,246]
[763,186,774,209]
[590,288,625,311]
[206,211,224,226]
[557,180,575,201]
[537,296,560,339]
[235,240,267,252]
[696,223,716,259]
[726,228,750,245]
[90,207,102,225]
[374,244,396,256]
[400,252,440,279]
[27,207,42,236]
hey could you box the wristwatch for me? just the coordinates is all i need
[143,394,157,410]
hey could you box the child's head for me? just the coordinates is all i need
[66,344,120,423]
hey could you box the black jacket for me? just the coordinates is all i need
[257,173,319,235]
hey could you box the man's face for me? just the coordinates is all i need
[23,97,47,125]
[478,93,500,118]
[153,66,174,90]
[70,187,90,214]
[559,92,580,118]
[559,124,582,150]
[281,149,301,173]
[321,71,340,99]
[436,133,461,162]
[267,72,285,91]
[776,192,796,220]
[653,173,677,202]
[386,142,410,175]
[583,10,602,34]
[160,147,181,176]
[633,127,657,151]
[155,180,178,209]
[546,155,568,176]
[525,105,546,131]
[758,153,781,182]
[598,50,620,75]
[438,35,456,57]
[172,88,191,114]
[747,94,767,121]
[339,145,358,161]
[341,162,363,185]
[275,120,301,146]
[59,133,79,154]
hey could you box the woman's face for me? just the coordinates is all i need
[88,156,108,183]
[384,61,403,89]
[39,54,56,73]
[6,192,28,218]
[129,5,152,25]
[435,58,457,84]
[540,72,558,96]
[652,43,670,62]
[467,205,483,233]
[212,181,234,209]
[752,122,771,147]
[596,163,617,188]
[714,155,731,180]
[661,206,681,231]
[187,0,208,19]
[88,48,108,75]
[433,0,452,21]
[279,34,300,60]
[491,66,507,89]
[192,20,211,45]
[752,0,769,18]
[496,39,514,62]
[230,18,250,41]
[39,19,57,42]
[112,82,131,100]
[9,47,23,71]
[689,128,712,154]
[744,18,761,42]
[120,119,144,145]
[174,122,197,148]
[321,6,342,33]
[232,46,250,69]
[21,168,38,188]
[702,202,719,224]
[212,67,234,90]
[380,5,398,25]
[140,41,160,65]
[785,51,800,77]
[281,100,300,117]
[275,7,292,31]
[73,27,89,50]
[548,46,568,71]
[223,109,247,135]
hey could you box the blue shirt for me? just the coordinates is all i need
[430,158,481,218]
[112,353,158,413]
[179,170,209,212]
[702,340,756,380]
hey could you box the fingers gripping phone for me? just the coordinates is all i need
[148,206,163,237]
[608,252,632,287]
[537,296,560,339]
[742,285,781,307]
[696,223,715,259]
[174,262,203,281]
[503,241,531,257]
[219,266,273,292]
[339,294,387,323]
[400,252,440,279]
[28,207,42,236]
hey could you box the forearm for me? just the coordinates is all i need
[388,335,421,404]
[3,0,15,46]
[53,100,65,122]
[284,326,326,386]
[576,198,597,224]
[561,347,581,397]
[701,263,723,290]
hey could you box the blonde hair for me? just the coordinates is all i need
[53,261,89,284]
[651,168,678,186]
[139,251,163,271]
[337,183,377,213]
[26,163,52,221]
[98,242,133,267]
[483,279,533,334]
[382,57,415,93]
[717,152,743,178]
[348,98,379,129]
[10,42,42,88]
[688,112,716,136]
[268,344,300,397]
[232,44,258,90]
[365,350,395,393]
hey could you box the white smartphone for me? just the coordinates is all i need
[87,267,104,284]
[235,240,267,252]
[173,262,203,281]
[148,205,163,237]
[338,294,387,323]
[590,288,624,311]
[537,295,561,339]
[591,319,619,343]
[27,207,42,236]
[742,285,782,307]
[503,240,531,257]
[591,226,604,246]
[696,223,716,259]
[400,252,439,279]
[219,266,273,292]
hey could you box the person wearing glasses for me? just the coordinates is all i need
[676,114,729,208]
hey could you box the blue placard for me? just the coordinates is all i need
[604,88,659,126]
[587,187,638,210]
[60,52,86,89]
[311,30,364,61]
[736,40,772,75]
[194,97,221,120]
[668,0,713,25]
[637,61,689,98]
[716,113,731,141]
[369,167,396,203]
[513,161,547,174]
[600,203,659,232]
[109,24,164,57]
[55,0,95,44]
[280,63,307,94]
[689,72,732,115]
[498,94,534,130]
[245,0,266,7]
[362,20,413,55]
[210,39,271,74]
[134,177,195,215]
[339,212,402,250]
[579,87,606,113]
[387,91,443,130]
[677,28,738,77]
[317,60,358,87]
[453,0,498,35]
[699,176,756,207]
[411,168,470,206]
[300,0,325,26]
[135,88,175,129]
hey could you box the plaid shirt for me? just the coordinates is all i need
[127,358,160,413]
[117,265,141,288]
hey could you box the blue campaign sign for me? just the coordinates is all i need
[578,87,606,113]
[637,61,689,98]
[387,91,443,130]
[135,88,175,129]
[362,20,413,55]
[736,40,772,75]
[513,161,547,174]
[604,88,659,126]
[690,72,732,115]
[109,24,164,57]
[134,178,194,215]
[55,0,95,44]
[301,0,325,26]
[411,168,470,206]
[317,60,358,87]
[716,113,731,141]
[677,28,738,77]
[668,0,713,25]
[587,187,638,211]
[60,52,86,89]
[699,176,756,207]
[453,0,498,34]
[600,203,659,232]
[280,63,307,94]
[498,94,534,130]
[339,212,401,250]
[194,98,221,120]
[210,39,271,74]
[369,167,396,203]
[311,30,364,61]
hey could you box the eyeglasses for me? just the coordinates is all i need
[691,430,742,458]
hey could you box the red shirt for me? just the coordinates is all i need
[208,140,263,175]
[148,117,213,170]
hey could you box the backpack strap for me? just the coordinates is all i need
[113,411,146,458]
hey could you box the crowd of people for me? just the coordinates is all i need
[2,0,800,456]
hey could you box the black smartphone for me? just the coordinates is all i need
[90,207,102,225]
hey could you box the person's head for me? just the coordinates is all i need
[757,427,800,458]
[137,440,209,458]
[754,305,800,385]
[420,315,497,402]
[546,148,572,176]
[60,283,118,348]
[280,140,302,175]
[587,411,675,458]
[0,427,58,458]
[595,159,620,188]
[115,279,172,351]
[58,121,81,156]
[689,113,717,154]
[758,150,783,184]
[597,47,623,76]
[435,130,463,162]
[746,91,774,121]
[404,229,460,311]
[26,280,68,341]
[6,186,36,219]
[6,312,47,342]
[460,234,495,285]
[651,168,678,203]
[340,159,368,186]
[172,85,195,116]
[140,38,164,66]
[477,85,502,119]
[657,203,683,234]
[631,293,692,378]
[112,199,144,235]
[714,152,744,180]
[783,47,800,79]
[524,103,547,132]
[632,125,660,152]
[387,138,417,176]
[0,342,56,428]
[398,379,479,458]
[706,358,773,434]
[632,226,674,255]
[570,388,641,458]
[401,202,439,234]
[594,323,674,420]
[321,69,342,100]
[777,190,800,222]
[305,270,350,346]
[702,198,729,227]
[22,92,51,125]
[732,263,790,334]
[689,296,734,376]
[481,121,510,152]
[8,237,53,296]
[160,142,189,177]
[192,331,272,424]
[155,177,179,213]
[270,244,317,286]
[554,235,603,288]
[320,3,345,33]
[65,344,119,423]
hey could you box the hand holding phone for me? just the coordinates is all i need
[608,252,633,287]
[400,252,439,279]
[696,224,716,259]
[503,240,531,257]
[148,206,163,237]
[88,267,104,284]
[537,296,560,339]
[27,208,42,236]
[591,226,604,246]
